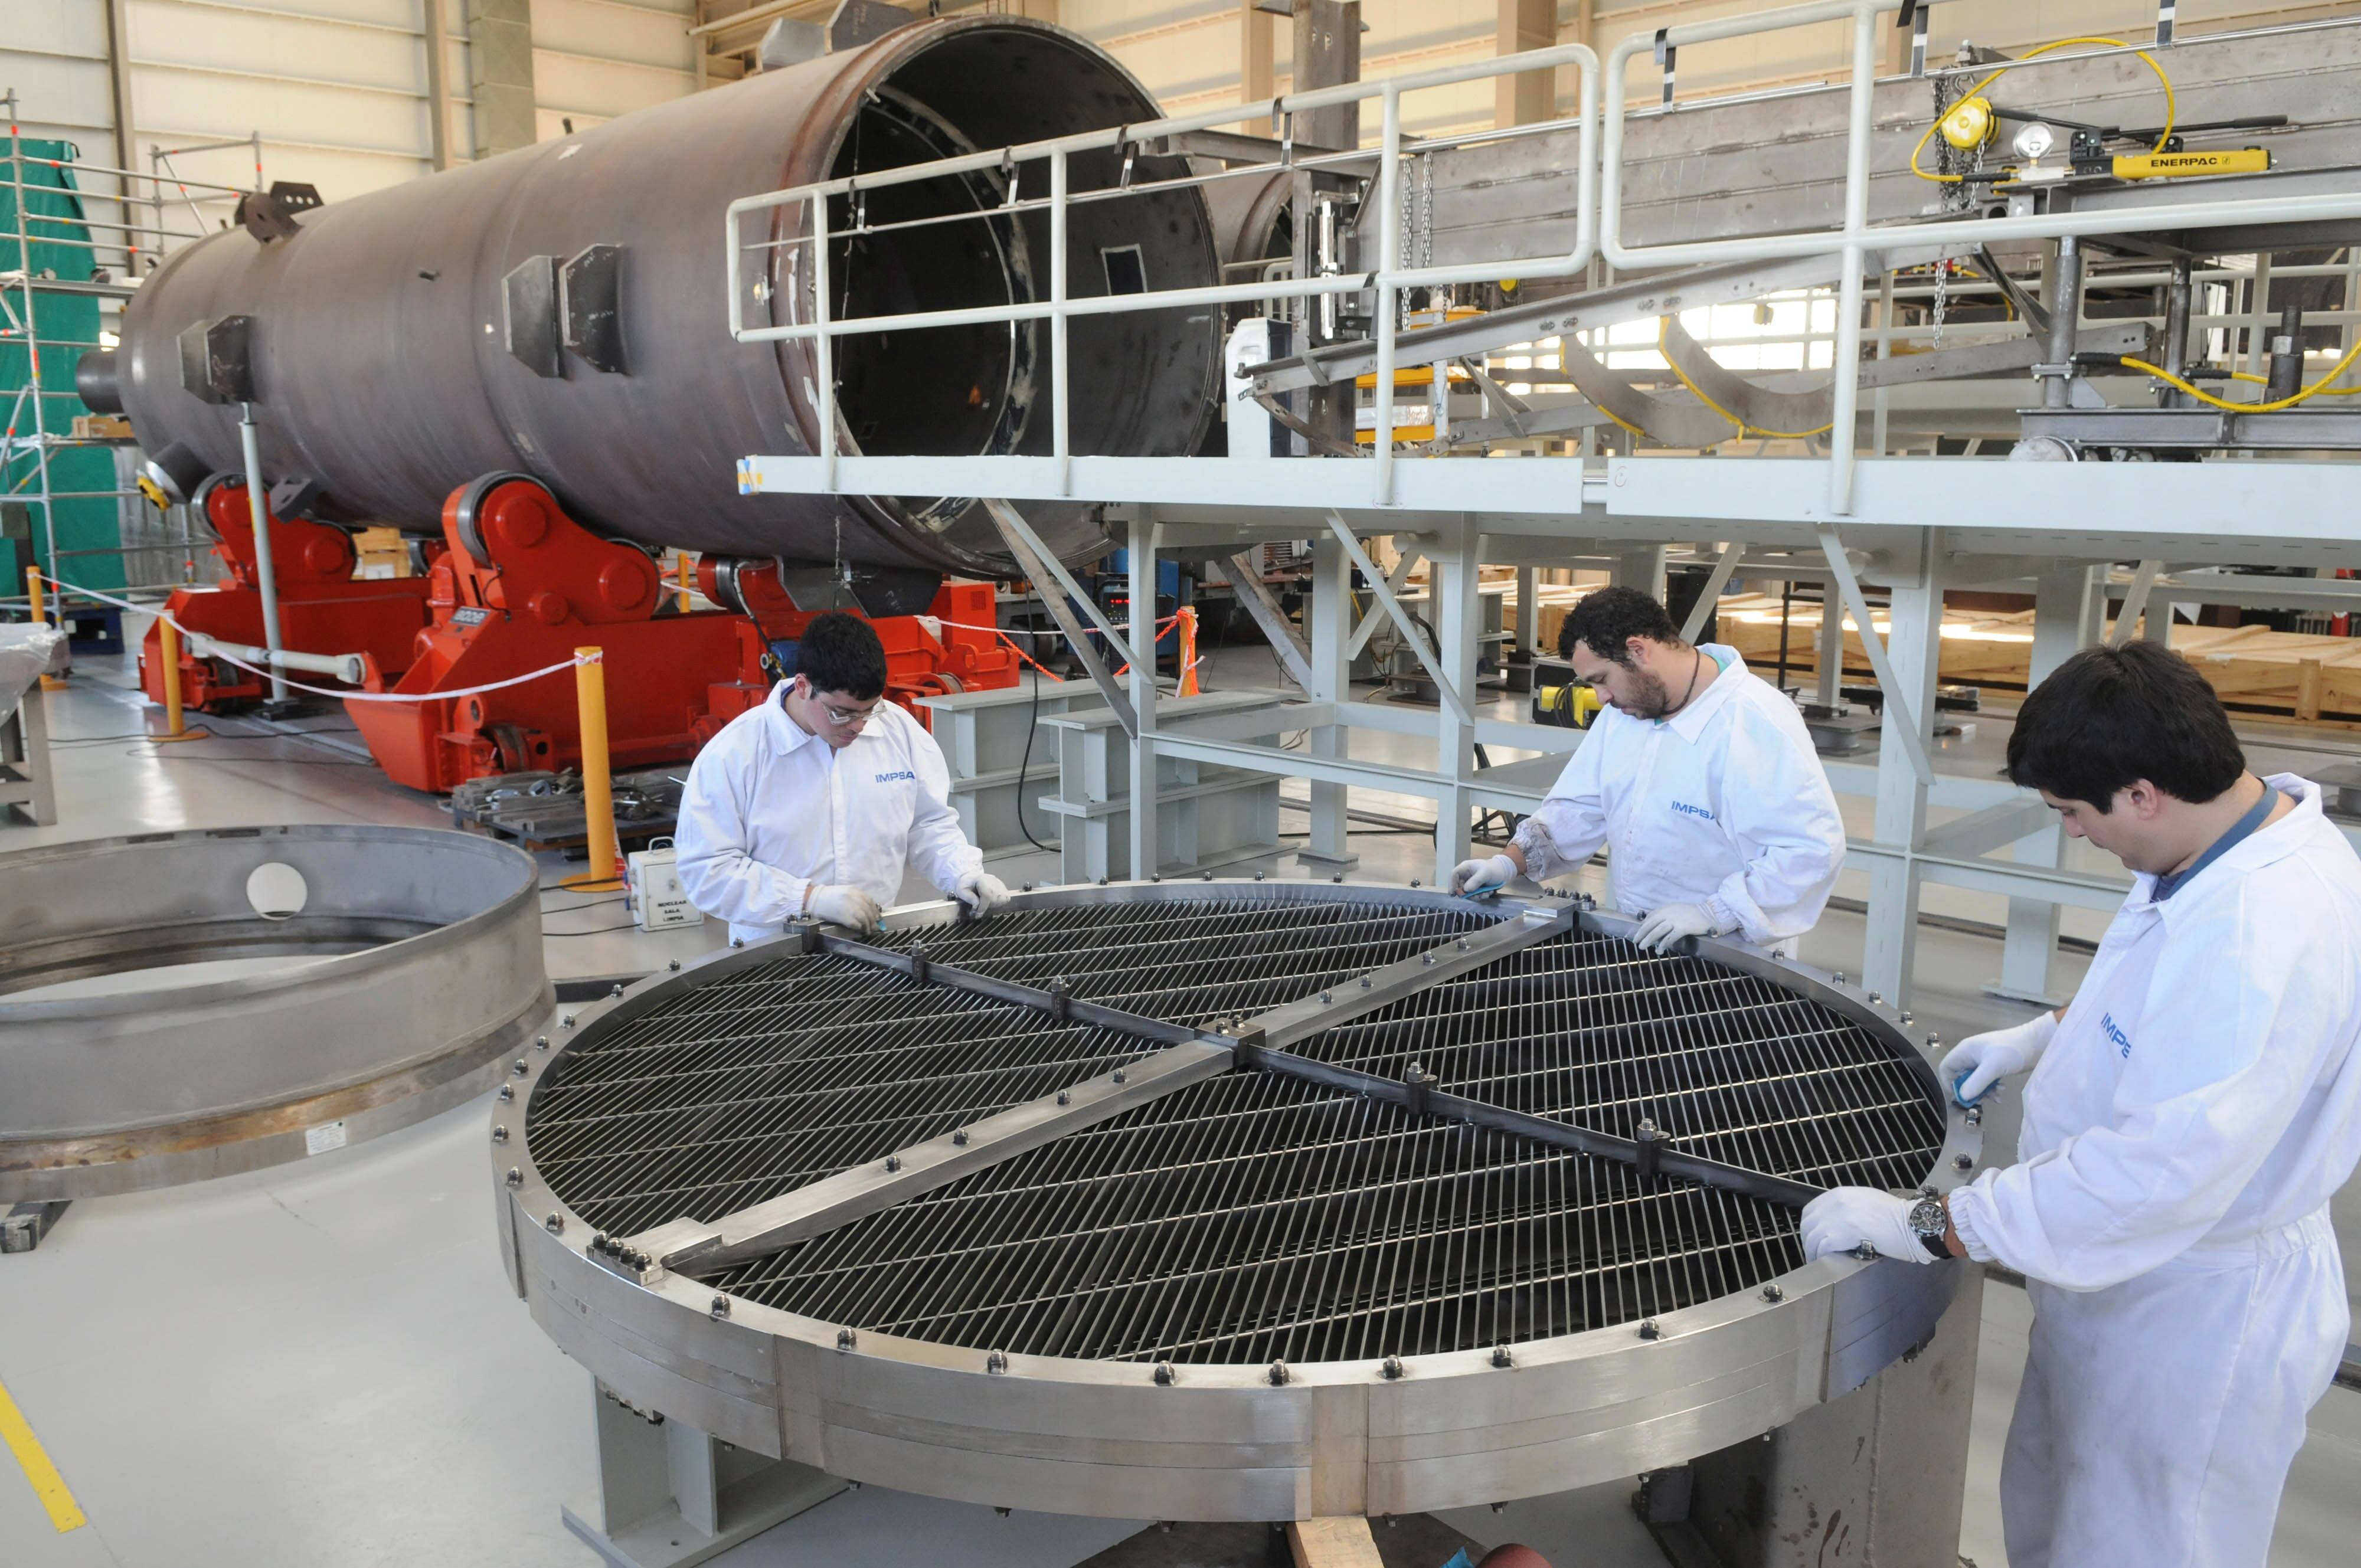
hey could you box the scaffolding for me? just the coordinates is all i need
[1,90,245,621]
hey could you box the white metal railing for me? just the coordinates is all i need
[726,1,2361,516]
[725,42,1601,498]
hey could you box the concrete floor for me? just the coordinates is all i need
[3,643,2356,1567]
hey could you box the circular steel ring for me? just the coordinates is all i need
[2,825,552,1199]
[498,880,1976,1521]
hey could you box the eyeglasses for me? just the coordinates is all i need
[819,700,878,727]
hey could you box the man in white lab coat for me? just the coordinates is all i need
[1801,640,2361,1568]
[1448,585,1846,955]
[675,611,1007,941]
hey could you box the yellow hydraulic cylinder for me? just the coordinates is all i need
[2113,148,2271,180]
[570,646,621,888]
[675,551,693,613]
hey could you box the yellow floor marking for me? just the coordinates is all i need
[0,1374,86,1532]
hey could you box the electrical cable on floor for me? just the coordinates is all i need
[540,891,625,909]
[541,921,642,937]
[104,743,378,766]
[48,727,220,746]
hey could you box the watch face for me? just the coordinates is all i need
[1908,1196,1948,1238]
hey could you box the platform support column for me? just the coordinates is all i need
[1862,532,1947,1007]
[1991,565,2097,1005]
[1299,531,1358,869]
[1128,515,1160,879]
[1431,525,1482,886]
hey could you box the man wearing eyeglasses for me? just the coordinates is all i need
[676,611,1009,940]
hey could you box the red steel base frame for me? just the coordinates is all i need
[137,482,436,712]
[348,476,1019,794]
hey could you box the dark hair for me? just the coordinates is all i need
[1559,585,1680,664]
[795,611,889,700]
[2006,640,2245,808]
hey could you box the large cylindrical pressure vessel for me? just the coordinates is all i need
[102,16,1221,574]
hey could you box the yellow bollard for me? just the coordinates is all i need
[675,551,693,614]
[565,645,623,889]
[158,617,188,738]
[25,568,63,690]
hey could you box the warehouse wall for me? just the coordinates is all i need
[4,0,2356,271]
[0,0,696,268]
[1055,0,2361,140]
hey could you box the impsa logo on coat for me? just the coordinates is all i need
[874,769,917,784]
[2100,1011,2133,1058]
[1669,800,1716,821]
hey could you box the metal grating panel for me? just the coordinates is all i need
[1288,930,1945,1194]
[524,954,1156,1237]
[525,898,1477,1239]
[701,1069,1804,1363]
[531,895,1947,1364]
[871,897,1490,1023]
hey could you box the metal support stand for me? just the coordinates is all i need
[1651,1268,1984,1567]
[563,1379,845,1568]
[0,679,57,827]
[236,401,292,709]
[1299,532,1358,870]
[1,1198,69,1252]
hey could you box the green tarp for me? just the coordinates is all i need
[3,136,123,594]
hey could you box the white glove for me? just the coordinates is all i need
[954,869,1011,916]
[1941,1010,2058,1107]
[1800,1187,1940,1265]
[806,883,881,934]
[1450,854,1519,896]
[1632,902,1716,954]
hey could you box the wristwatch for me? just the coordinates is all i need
[1907,1194,1951,1259]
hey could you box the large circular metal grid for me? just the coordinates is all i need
[525,895,1944,1363]
[525,896,1487,1238]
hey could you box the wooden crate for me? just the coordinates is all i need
[1718,595,2038,689]
[1499,581,1600,654]
[1718,593,2361,724]
[353,525,413,578]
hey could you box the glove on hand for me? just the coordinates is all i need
[1801,1187,1940,1265]
[807,883,881,934]
[1941,1010,2059,1107]
[1450,854,1519,896]
[954,869,1011,916]
[1633,902,1716,954]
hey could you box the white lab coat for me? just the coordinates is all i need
[673,684,982,945]
[1947,775,2361,1568]
[1513,645,1845,948]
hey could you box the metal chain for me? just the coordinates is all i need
[1397,158,1415,330]
[1932,261,1950,348]
[1419,152,1434,271]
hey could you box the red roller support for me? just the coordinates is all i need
[137,482,435,712]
